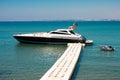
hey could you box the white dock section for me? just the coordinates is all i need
[40,43,85,80]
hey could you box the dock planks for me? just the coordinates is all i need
[40,43,84,80]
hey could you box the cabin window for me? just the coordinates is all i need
[50,32,70,35]
[61,31,67,32]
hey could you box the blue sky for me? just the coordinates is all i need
[0,0,120,21]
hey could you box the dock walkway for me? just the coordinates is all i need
[40,43,84,80]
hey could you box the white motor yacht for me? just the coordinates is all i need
[13,23,87,44]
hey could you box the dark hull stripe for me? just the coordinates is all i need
[14,36,85,44]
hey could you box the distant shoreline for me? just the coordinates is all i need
[0,20,120,22]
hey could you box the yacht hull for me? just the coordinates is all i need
[14,36,85,44]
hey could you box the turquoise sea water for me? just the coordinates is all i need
[0,21,120,80]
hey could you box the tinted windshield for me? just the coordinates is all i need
[70,31,75,34]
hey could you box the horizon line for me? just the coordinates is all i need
[0,19,120,22]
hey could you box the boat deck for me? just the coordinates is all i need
[14,32,47,37]
[40,43,85,80]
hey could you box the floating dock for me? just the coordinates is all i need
[40,43,85,80]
